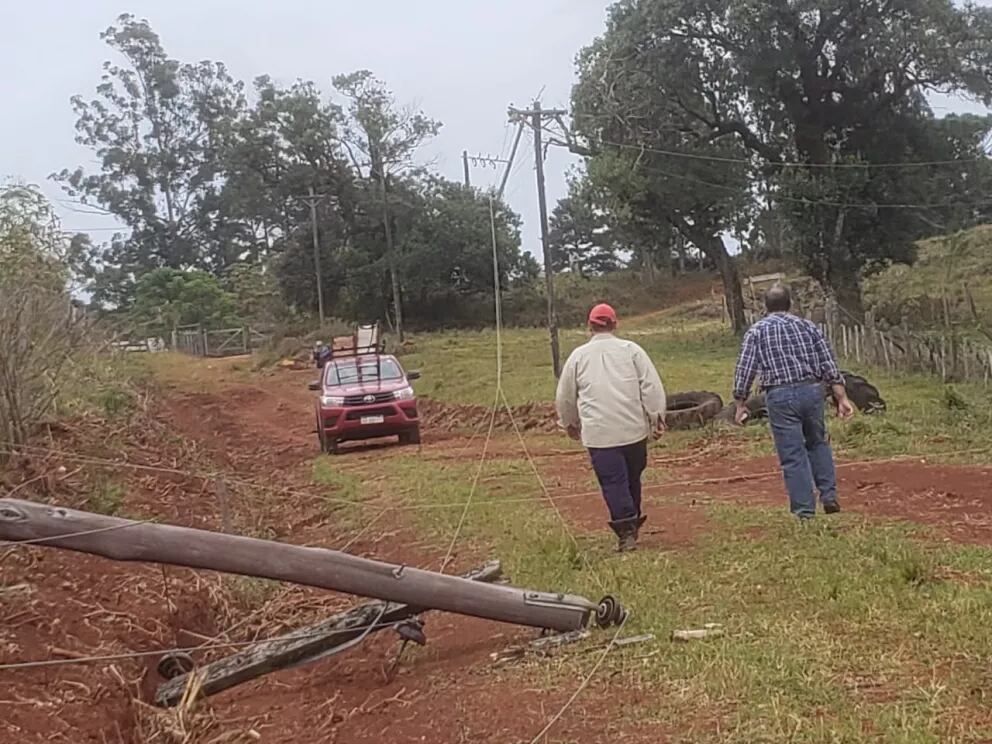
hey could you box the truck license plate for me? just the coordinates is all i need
[360,415,384,425]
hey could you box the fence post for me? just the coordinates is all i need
[202,329,210,358]
[842,325,849,359]
[881,332,892,372]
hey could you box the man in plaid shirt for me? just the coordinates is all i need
[733,284,855,520]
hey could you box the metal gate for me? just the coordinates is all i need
[174,326,269,358]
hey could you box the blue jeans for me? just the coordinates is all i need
[766,382,837,519]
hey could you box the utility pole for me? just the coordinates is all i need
[508,101,567,378]
[377,167,404,342]
[302,187,326,325]
[462,149,471,187]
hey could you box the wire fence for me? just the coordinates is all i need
[735,277,992,385]
[820,313,992,385]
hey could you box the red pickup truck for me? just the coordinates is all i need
[310,354,421,454]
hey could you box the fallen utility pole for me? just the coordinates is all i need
[0,499,621,633]
[155,561,503,707]
[508,102,567,378]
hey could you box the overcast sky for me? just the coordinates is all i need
[1,0,988,260]
[0,0,611,258]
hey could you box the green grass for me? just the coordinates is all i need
[402,320,740,407]
[402,320,992,464]
[353,451,992,743]
[311,455,373,529]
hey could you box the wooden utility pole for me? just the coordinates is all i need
[0,499,610,632]
[156,561,504,707]
[509,102,567,378]
[375,165,404,342]
[302,187,326,325]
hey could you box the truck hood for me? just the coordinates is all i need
[324,379,410,395]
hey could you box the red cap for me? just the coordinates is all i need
[588,303,618,328]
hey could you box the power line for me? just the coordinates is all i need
[564,116,992,169]
[613,159,992,210]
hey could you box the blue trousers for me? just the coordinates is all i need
[588,440,647,521]
[766,382,838,519]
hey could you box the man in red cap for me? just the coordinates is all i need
[555,303,667,551]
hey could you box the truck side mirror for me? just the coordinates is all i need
[406,371,421,381]
[308,381,321,391]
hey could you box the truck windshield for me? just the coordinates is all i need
[326,358,403,386]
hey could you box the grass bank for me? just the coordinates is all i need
[401,320,992,464]
[354,450,992,743]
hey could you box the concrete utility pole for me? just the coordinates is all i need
[509,102,567,378]
[302,187,326,325]
[0,499,622,632]
[462,149,471,187]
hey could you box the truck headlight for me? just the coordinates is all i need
[393,387,415,401]
[321,395,345,406]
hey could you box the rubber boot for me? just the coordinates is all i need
[635,514,647,539]
[608,516,640,553]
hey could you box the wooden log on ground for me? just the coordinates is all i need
[155,561,502,707]
[0,499,597,632]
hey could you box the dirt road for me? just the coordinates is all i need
[4,359,992,743]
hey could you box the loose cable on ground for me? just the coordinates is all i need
[0,614,405,672]
[528,612,630,743]
[4,442,991,515]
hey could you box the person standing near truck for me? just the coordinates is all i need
[732,284,855,521]
[555,303,667,552]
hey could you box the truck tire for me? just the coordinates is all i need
[399,427,421,446]
[317,415,339,454]
[665,392,724,430]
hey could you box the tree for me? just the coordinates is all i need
[0,183,89,452]
[223,262,284,327]
[129,268,237,336]
[575,0,992,314]
[325,175,528,329]
[571,7,755,332]
[547,178,622,277]
[332,70,442,340]
[222,76,355,267]
[54,14,247,304]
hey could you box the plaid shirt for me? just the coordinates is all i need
[733,313,843,401]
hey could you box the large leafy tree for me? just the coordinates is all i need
[547,178,622,277]
[129,267,238,335]
[575,0,992,315]
[54,14,247,304]
[223,76,355,265]
[332,70,442,339]
[572,13,755,331]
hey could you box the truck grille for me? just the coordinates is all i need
[345,406,395,420]
[343,392,395,406]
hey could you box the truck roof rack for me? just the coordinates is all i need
[329,322,384,358]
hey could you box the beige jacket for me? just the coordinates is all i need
[554,333,667,449]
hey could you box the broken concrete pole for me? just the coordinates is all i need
[0,499,602,632]
[156,561,503,707]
